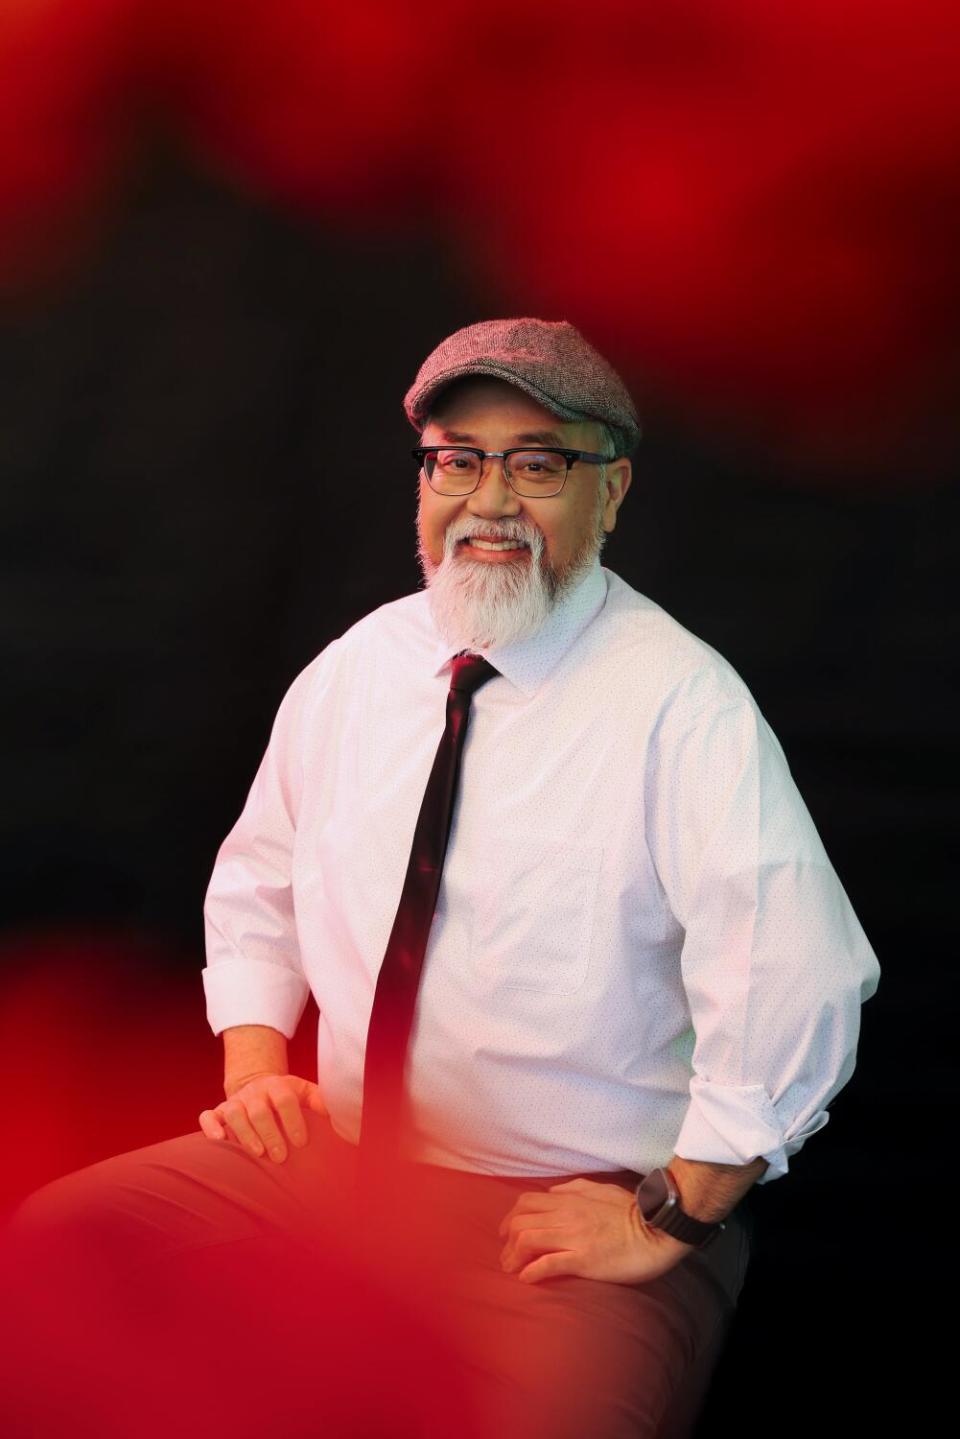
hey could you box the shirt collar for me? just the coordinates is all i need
[429,555,608,699]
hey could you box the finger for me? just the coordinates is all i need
[198,1109,226,1140]
[219,1099,266,1158]
[243,1095,290,1162]
[221,1117,252,1151]
[517,1250,580,1284]
[270,1083,309,1149]
[503,1225,570,1273]
[305,1087,328,1116]
[512,1225,571,1262]
[498,1192,568,1234]
[500,1197,552,1243]
[503,1212,569,1246]
[497,1210,514,1238]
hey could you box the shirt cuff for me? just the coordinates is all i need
[672,1076,831,1183]
[202,957,312,1040]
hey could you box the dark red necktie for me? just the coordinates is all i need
[356,650,498,1182]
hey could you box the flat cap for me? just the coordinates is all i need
[403,317,641,457]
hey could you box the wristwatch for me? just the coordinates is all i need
[634,1166,725,1250]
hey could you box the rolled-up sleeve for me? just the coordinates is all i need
[202,657,323,1040]
[647,666,881,1183]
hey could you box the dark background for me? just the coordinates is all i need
[1,147,951,1426]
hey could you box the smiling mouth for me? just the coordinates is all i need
[459,537,530,552]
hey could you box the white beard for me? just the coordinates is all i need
[417,501,606,654]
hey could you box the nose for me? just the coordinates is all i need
[465,454,523,521]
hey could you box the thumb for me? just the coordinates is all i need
[287,1075,328,1113]
[301,1081,328,1114]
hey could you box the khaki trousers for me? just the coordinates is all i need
[0,1110,751,1438]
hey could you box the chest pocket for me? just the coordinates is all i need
[467,834,603,995]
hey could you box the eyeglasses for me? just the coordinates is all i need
[412,446,610,498]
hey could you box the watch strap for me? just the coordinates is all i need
[635,1167,726,1249]
[653,1203,725,1248]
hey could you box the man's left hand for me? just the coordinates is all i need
[497,1179,695,1285]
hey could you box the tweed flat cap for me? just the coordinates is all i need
[403,317,641,456]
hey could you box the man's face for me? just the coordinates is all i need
[416,377,631,651]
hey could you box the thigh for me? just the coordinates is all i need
[455,1232,747,1439]
[396,1165,751,1439]
[0,1121,486,1439]
[0,1106,354,1285]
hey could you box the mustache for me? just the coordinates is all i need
[444,518,541,549]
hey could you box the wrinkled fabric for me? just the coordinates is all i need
[0,1111,751,1439]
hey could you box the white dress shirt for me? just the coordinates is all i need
[202,557,880,1182]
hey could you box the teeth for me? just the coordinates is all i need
[466,538,527,551]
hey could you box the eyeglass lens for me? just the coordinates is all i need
[424,449,567,496]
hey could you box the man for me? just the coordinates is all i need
[2,319,880,1438]
[199,314,881,1421]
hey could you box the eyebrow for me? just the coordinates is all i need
[432,428,572,447]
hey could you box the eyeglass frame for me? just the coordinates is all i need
[412,445,612,498]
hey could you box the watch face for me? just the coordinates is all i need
[635,1167,672,1223]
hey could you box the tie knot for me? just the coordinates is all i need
[449,651,499,696]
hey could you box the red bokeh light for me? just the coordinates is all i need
[1,2,957,464]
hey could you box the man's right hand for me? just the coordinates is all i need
[198,1074,328,1163]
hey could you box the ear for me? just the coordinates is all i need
[602,457,632,532]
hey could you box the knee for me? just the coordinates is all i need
[6,1171,89,1240]
[2,1166,120,1266]
[2,1141,168,1256]
[0,1175,110,1307]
